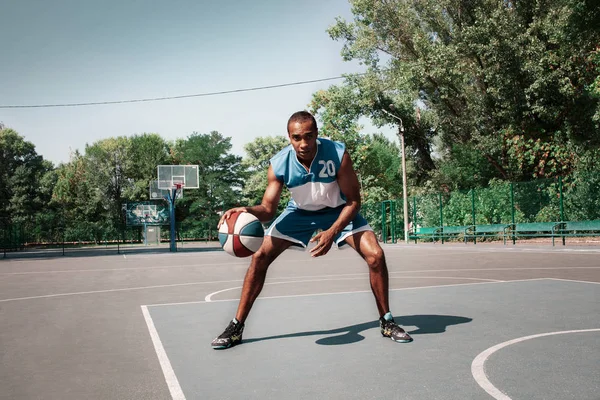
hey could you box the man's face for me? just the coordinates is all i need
[288,120,318,163]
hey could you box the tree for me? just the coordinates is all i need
[173,131,245,238]
[241,136,290,211]
[310,73,437,185]
[126,133,171,200]
[326,0,600,185]
[53,137,137,242]
[0,127,52,224]
[359,133,404,199]
[309,84,412,198]
[310,85,365,159]
[53,151,108,242]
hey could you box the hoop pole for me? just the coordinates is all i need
[391,200,396,244]
[169,188,177,252]
[144,222,148,247]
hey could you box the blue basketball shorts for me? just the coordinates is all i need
[265,205,372,249]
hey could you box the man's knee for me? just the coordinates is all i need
[364,245,386,270]
[250,245,279,270]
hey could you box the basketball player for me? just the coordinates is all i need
[211,111,412,349]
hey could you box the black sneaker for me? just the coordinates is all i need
[211,319,244,349]
[380,317,413,343]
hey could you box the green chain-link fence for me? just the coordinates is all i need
[2,173,600,256]
[375,172,600,244]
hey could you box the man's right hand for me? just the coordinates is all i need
[218,207,249,229]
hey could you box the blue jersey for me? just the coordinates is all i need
[270,138,347,211]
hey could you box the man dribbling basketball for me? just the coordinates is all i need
[211,111,412,349]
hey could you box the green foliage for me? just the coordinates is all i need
[242,136,289,171]
[1,126,253,244]
[84,137,132,225]
[173,131,246,239]
[0,128,52,223]
[413,193,442,228]
[309,86,366,157]
[126,133,170,200]
[399,172,600,239]
[429,143,497,191]
[472,180,515,225]
[241,135,290,213]
[441,191,474,227]
[357,134,404,202]
[562,171,600,221]
[327,0,600,185]
[513,179,560,223]
[588,47,600,128]
[361,201,380,232]
[413,180,533,228]
[310,75,437,185]
[52,152,107,242]
[309,84,411,202]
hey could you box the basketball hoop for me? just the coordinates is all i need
[155,165,199,252]
[172,182,184,200]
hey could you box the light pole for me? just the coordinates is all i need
[382,107,409,244]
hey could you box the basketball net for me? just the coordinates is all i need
[172,182,184,201]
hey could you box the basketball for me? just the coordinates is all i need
[218,211,264,257]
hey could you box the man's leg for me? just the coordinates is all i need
[344,230,412,343]
[211,236,291,349]
[344,230,389,317]
[235,236,292,322]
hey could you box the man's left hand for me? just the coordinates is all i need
[309,229,336,257]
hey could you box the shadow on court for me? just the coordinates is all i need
[244,314,472,346]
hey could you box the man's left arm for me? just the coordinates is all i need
[309,150,361,257]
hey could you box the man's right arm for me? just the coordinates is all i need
[218,165,283,227]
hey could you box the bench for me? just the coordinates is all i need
[438,225,473,243]
[409,227,441,243]
[558,220,600,245]
[466,224,512,244]
[510,222,563,246]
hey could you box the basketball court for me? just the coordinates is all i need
[1,243,599,399]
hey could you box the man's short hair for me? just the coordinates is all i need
[287,111,318,133]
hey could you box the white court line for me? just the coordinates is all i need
[124,251,228,259]
[141,306,186,400]
[0,262,249,275]
[4,244,599,265]
[0,273,500,303]
[3,260,597,301]
[382,245,600,254]
[382,243,600,252]
[0,257,360,275]
[203,276,503,302]
[124,250,355,260]
[146,278,547,308]
[471,328,600,400]
[6,262,592,302]
[0,272,382,302]
[546,278,600,285]
[1,262,598,276]
[0,279,246,303]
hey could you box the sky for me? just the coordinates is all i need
[1,0,395,166]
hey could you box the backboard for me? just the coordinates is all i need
[150,180,183,201]
[124,202,169,226]
[157,165,199,190]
